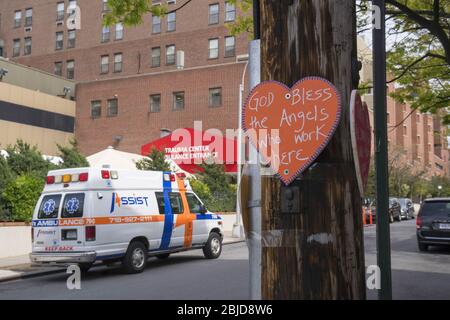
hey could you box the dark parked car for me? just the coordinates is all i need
[389,198,401,222]
[398,198,415,220]
[417,198,450,252]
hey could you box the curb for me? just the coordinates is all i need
[0,267,65,284]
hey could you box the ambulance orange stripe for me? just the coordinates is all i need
[59,215,165,226]
[176,177,194,248]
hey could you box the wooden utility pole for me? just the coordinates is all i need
[257,0,366,299]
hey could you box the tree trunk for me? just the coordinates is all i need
[258,0,366,299]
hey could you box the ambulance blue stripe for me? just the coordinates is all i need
[110,192,116,214]
[159,173,173,250]
[196,215,221,220]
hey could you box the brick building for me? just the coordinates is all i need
[358,37,449,178]
[0,0,248,155]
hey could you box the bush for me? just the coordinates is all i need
[2,175,44,222]
[191,162,237,212]
[190,179,212,203]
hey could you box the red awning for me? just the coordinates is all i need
[141,128,238,174]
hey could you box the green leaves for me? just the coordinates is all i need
[0,139,89,222]
[136,147,172,172]
[57,139,90,169]
[359,0,450,124]
[103,0,168,26]
[192,163,236,212]
[2,174,44,222]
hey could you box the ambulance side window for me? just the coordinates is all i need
[38,195,62,219]
[155,192,165,214]
[169,193,184,215]
[155,192,184,214]
[186,193,203,213]
[62,193,85,218]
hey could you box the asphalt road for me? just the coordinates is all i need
[1,219,449,300]
[365,218,450,300]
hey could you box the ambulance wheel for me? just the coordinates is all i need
[203,232,222,259]
[156,253,170,260]
[122,241,147,274]
[78,263,92,273]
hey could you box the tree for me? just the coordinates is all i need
[358,0,450,124]
[57,139,90,169]
[136,147,172,172]
[5,140,52,177]
[2,174,44,222]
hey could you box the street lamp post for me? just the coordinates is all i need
[233,57,249,239]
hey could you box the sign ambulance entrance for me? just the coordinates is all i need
[141,128,238,174]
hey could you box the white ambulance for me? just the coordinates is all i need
[30,168,223,274]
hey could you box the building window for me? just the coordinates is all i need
[25,8,33,27]
[209,87,222,107]
[56,2,65,21]
[12,39,20,57]
[66,60,75,79]
[56,32,64,50]
[102,26,110,42]
[403,125,407,136]
[225,36,235,57]
[114,53,123,72]
[386,112,390,123]
[115,23,124,40]
[209,38,219,59]
[152,47,161,67]
[167,12,176,32]
[54,62,63,76]
[100,55,109,74]
[173,92,185,111]
[107,98,118,117]
[225,1,236,22]
[91,101,102,119]
[152,15,161,34]
[150,94,161,113]
[209,4,219,25]
[68,0,77,14]
[12,39,21,57]
[14,11,21,28]
[102,0,110,12]
[417,135,421,144]
[67,30,76,48]
[24,37,32,55]
[166,45,175,65]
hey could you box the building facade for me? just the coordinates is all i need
[0,0,248,155]
[0,58,76,155]
[358,37,449,178]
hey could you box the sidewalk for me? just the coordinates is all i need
[0,234,245,283]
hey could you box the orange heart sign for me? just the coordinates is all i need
[243,77,341,185]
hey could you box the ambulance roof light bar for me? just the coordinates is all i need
[46,172,89,184]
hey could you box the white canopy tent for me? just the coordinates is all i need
[86,146,191,176]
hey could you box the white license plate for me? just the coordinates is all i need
[65,230,77,239]
[439,223,450,230]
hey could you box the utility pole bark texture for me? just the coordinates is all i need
[258,0,366,299]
